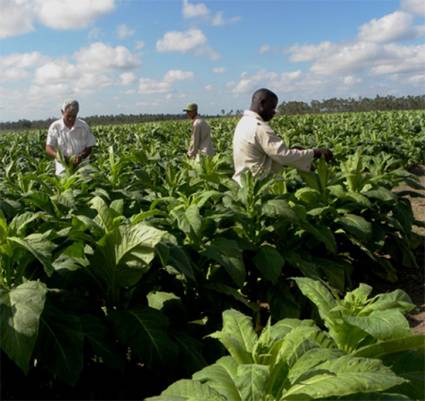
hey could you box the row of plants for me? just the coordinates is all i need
[0,110,424,399]
[150,278,424,400]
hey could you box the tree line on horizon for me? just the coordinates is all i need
[1,94,424,131]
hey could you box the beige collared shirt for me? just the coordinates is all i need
[232,110,314,184]
[188,117,215,158]
[47,118,96,175]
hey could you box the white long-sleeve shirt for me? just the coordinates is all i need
[232,110,314,185]
[187,117,215,158]
[46,118,96,175]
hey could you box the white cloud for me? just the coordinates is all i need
[310,42,385,75]
[138,69,193,94]
[164,69,194,82]
[138,79,170,94]
[194,46,220,61]
[74,42,140,71]
[212,67,225,73]
[156,29,207,52]
[0,0,35,38]
[135,40,145,50]
[343,75,362,86]
[288,41,334,62]
[34,60,78,85]
[211,12,241,26]
[36,0,115,30]
[0,0,115,38]
[120,72,136,85]
[370,43,425,75]
[358,11,419,43]
[116,24,135,39]
[230,69,331,96]
[182,0,209,18]
[181,0,240,26]
[205,84,214,91]
[259,44,271,54]
[401,0,425,17]
[0,51,47,81]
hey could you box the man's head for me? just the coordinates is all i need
[250,88,278,122]
[61,100,79,128]
[183,103,198,119]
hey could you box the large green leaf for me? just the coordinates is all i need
[236,364,269,401]
[343,310,411,340]
[110,306,178,368]
[173,332,207,374]
[37,304,84,385]
[52,241,90,272]
[148,379,225,401]
[0,281,47,373]
[209,309,257,364]
[363,188,396,203]
[9,234,55,276]
[252,245,284,284]
[359,290,415,315]
[336,213,372,241]
[352,335,425,358]
[203,238,246,287]
[80,315,125,370]
[262,199,298,221]
[283,356,407,399]
[155,240,195,281]
[89,196,120,232]
[382,349,425,401]
[293,277,337,321]
[193,356,241,401]
[91,222,168,289]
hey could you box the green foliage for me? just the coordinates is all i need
[148,307,416,401]
[0,111,423,396]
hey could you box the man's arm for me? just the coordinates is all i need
[256,127,315,172]
[187,123,201,158]
[45,144,57,159]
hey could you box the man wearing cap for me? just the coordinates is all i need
[183,103,215,159]
[232,88,333,185]
[46,100,96,175]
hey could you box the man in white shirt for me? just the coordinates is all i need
[46,100,96,175]
[232,88,333,185]
[183,103,215,159]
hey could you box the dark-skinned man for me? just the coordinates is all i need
[232,88,333,185]
[46,100,96,175]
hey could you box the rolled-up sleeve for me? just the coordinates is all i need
[46,125,58,148]
[255,126,314,172]
[85,127,96,147]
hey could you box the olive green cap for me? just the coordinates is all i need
[183,103,198,112]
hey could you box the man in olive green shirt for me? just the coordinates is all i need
[184,103,215,159]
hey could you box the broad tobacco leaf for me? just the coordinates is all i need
[0,280,47,373]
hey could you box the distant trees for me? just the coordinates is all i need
[278,95,425,115]
[1,94,424,131]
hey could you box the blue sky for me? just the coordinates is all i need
[0,0,424,122]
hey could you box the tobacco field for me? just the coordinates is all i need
[1,110,425,400]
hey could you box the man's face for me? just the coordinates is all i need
[62,109,77,128]
[260,96,278,122]
[186,110,196,119]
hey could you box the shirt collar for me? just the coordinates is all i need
[60,118,81,130]
[243,110,264,122]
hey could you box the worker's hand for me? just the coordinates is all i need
[67,155,81,165]
[313,148,334,162]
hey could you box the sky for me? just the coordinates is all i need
[0,0,424,122]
